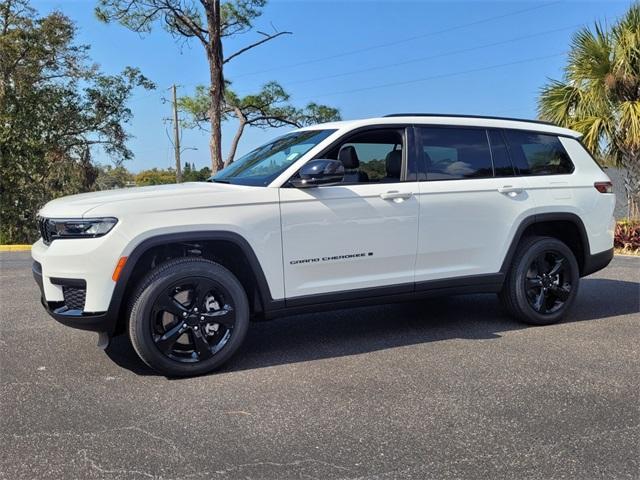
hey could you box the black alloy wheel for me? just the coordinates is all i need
[151,277,236,363]
[500,236,580,325]
[129,257,249,377]
[524,251,573,315]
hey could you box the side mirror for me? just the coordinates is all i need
[290,159,344,188]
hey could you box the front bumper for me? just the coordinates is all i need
[33,261,114,333]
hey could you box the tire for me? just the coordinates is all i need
[128,257,249,377]
[499,236,580,325]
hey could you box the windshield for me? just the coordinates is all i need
[210,129,336,186]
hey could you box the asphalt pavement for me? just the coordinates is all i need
[1,252,638,480]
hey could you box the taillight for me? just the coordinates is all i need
[594,181,613,193]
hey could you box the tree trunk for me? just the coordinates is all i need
[208,75,223,173]
[225,119,245,167]
[623,152,640,220]
[205,0,224,173]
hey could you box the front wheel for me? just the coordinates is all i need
[500,236,580,325]
[128,257,249,377]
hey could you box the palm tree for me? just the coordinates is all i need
[538,3,640,219]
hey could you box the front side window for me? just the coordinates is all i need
[418,127,493,180]
[504,130,574,176]
[212,129,335,186]
[318,128,407,184]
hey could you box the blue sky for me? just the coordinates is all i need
[35,0,629,172]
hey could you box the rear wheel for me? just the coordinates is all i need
[128,257,249,377]
[500,236,579,325]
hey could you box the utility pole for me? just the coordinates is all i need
[171,84,182,183]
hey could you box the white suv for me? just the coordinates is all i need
[32,114,615,376]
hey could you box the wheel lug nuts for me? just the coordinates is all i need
[194,308,198,313]
[194,326,198,330]
[182,312,187,317]
[200,316,204,320]
[183,323,187,328]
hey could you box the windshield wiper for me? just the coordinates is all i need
[209,178,230,184]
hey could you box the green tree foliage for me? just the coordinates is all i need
[182,162,212,181]
[183,161,193,177]
[360,159,386,181]
[135,168,178,185]
[538,3,640,217]
[95,0,291,173]
[179,81,341,166]
[134,165,211,185]
[0,0,153,243]
[95,164,135,190]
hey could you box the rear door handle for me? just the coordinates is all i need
[380,191,412,201]
[497,186,524,196]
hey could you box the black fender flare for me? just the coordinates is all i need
[499,212,591,275]
[105,231,279,334]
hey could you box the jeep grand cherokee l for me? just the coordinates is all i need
[32,114,615,376]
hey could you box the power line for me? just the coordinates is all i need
[132,21,576,103]
[132,26,566,101]
[127,2,566,99]
[304,51,567,100]
[232,1,562,78]
[285,24,579,87]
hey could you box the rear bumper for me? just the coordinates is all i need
[33,261,114,333]
[582,247,614,277]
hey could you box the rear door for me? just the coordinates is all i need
[279,126,420,301]
[414,126,535,284]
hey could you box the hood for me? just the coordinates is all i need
[38,182,256,218]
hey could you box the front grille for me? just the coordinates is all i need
[62,286,86,311]
[37,217,53,245]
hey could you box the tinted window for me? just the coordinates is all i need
[504,130,574,175]
[487,129,514,177]
[340,142,401,182]
[418,127,493,180]
[321,128,406,184]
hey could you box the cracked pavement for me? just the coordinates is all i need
[1,252,639,479]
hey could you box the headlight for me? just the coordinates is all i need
[38,217,117,244]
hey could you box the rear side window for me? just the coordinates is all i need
[504,130,574,175]
[418,127,493,180]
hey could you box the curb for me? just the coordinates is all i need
[0,245,32,252]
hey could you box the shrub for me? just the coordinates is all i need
[135,168,177,186]
[614,221,640,252]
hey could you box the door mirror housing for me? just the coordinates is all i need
[291,159,344,188]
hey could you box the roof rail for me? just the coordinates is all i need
[383,113,558,127]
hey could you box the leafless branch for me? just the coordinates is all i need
[223,30,291,64]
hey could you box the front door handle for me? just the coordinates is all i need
[498,186,524,196]
[380,191,412,201]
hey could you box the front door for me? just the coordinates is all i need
[279,126,420,301]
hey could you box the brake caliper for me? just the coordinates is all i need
[203,295,221,336]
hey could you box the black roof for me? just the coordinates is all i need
[383,113,558,127]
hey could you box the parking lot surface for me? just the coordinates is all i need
[1,252,638,479]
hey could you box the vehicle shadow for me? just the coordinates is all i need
[104,277,639,377]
